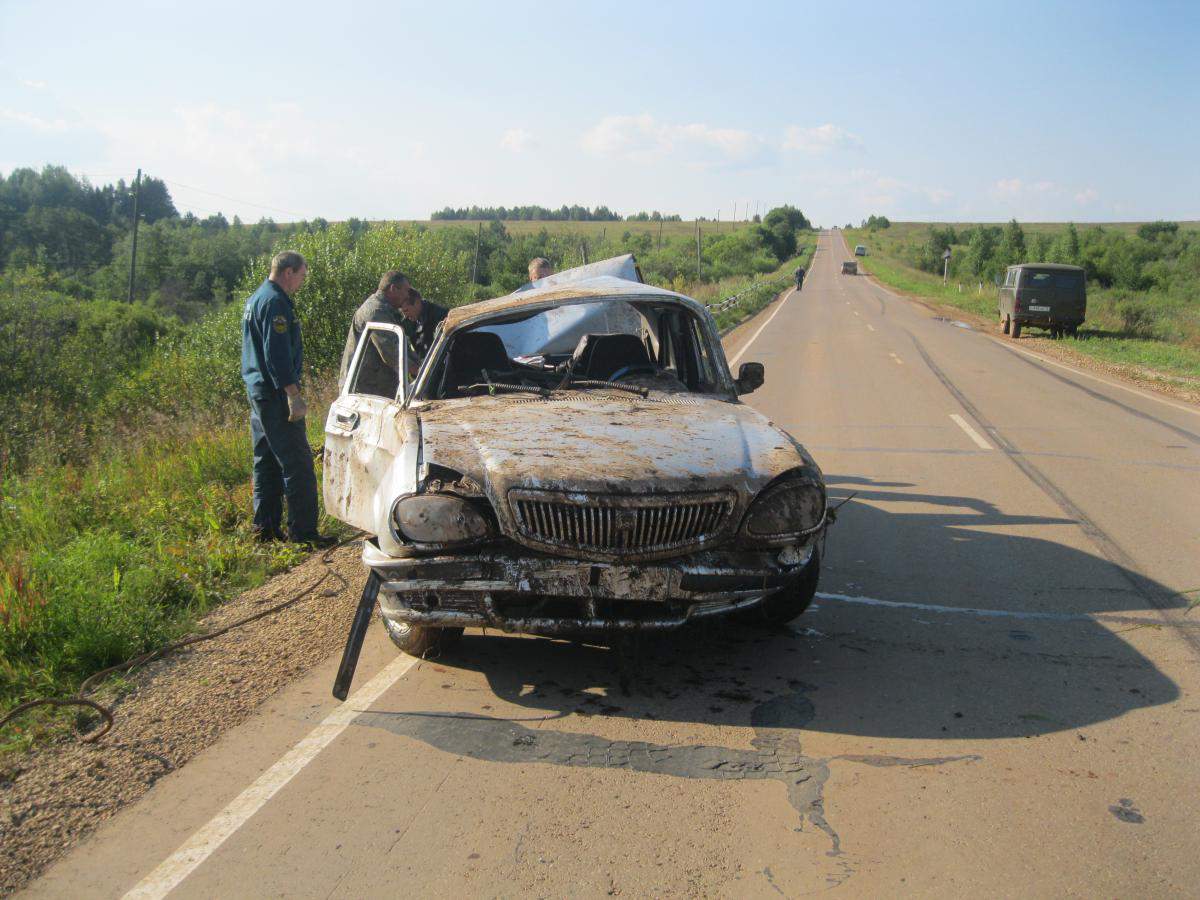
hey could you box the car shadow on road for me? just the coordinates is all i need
[415,473,1183,744]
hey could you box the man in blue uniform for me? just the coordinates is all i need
[241,250,333,547]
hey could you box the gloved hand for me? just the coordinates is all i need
[287,393,308,422]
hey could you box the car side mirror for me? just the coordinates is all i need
[735,361,765,395]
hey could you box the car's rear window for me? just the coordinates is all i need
[1022,270,1084,292]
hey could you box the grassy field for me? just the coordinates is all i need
[843,224,1200,384]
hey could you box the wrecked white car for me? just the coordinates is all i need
[324,255,828,658]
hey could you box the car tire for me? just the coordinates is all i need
[381,614,464,658]
[746,546,821,626]
[1002,314,1011,335]
[1010,321,1022,339]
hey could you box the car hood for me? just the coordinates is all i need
[414,393,816,501]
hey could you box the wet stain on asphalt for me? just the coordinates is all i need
[1109,798,1145,824]
[356,690,978,883]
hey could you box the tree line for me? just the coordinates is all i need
[906,218,1199,297]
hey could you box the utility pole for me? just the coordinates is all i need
[657,218,663,249]
[581,240,588,265]
[470,221,482,284]
[126,168,141,303]
[695,219,702,281]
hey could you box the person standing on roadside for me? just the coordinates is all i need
[240,250,334,548]
[338,269,411,388]
[794,265,806,291]
[396,287,447,378]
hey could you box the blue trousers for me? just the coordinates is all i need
[248,392,319,539]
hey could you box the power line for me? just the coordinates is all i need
[159,178,302,219]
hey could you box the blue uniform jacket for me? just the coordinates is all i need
[241,279,303,399]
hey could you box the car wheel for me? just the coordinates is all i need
[380,613,464,658]
[1002,313,1011,335]
[1010,321,1022,339]
[746,546,821,626]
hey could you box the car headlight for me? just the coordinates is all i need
[390,494,493,546]
[742,476,826,542]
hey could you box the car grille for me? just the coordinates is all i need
[509,489,735,559]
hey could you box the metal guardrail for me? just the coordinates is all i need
[706,275,791,313]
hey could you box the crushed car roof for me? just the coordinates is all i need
[442,255,708,332]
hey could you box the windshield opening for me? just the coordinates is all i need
[419,298,726,400]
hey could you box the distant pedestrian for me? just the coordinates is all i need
[794,265,806,291]
[528,257,553,282]
[240,250,333,547]
[339,269,410,389]
[396,287,448,378]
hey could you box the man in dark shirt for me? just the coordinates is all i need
[794,265,806,291]
[397,288,448,378]
[240,250,332,547]
[339,270,409,389]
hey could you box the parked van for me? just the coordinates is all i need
[854,245,867,256]
[998,263,1086,339]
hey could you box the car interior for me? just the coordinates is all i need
[414,300,724,400]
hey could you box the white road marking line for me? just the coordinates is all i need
[949,413,994,450]
[728,287,798,367]
[866,324,876,332]
[889,352,903,365]
[123,653,421,900]
[813,592,1090,622]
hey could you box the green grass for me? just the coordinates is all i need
[0,409,344,750]
[843,226,1200,381]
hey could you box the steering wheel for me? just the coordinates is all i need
[609,363,660,381]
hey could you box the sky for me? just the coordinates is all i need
[1,0,1196,225]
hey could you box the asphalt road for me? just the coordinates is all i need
[28,232,1200,897]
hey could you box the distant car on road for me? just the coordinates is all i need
[841,261,858,275]
[854,245,867,256]
[998,263,1086,339]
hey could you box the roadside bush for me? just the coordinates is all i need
[1116,298,1156,337]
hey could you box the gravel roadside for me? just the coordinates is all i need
[0,543,367,896]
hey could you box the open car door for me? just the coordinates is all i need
[323,322,408,530]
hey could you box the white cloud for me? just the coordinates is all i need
[782,123,862,155]
[1,108,70,132]
[992,177,1057,198]
[837,167,951,212]
[500,128,535,152]
[581,114,770,168]
[19,78,47,90]
[1074,187,1098,205]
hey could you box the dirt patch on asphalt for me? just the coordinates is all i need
[0,544,367,897]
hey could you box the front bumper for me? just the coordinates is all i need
[363,539,817,633]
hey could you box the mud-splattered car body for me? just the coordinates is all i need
[324,256,828,649]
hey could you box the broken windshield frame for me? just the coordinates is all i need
[412,295,735,403]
